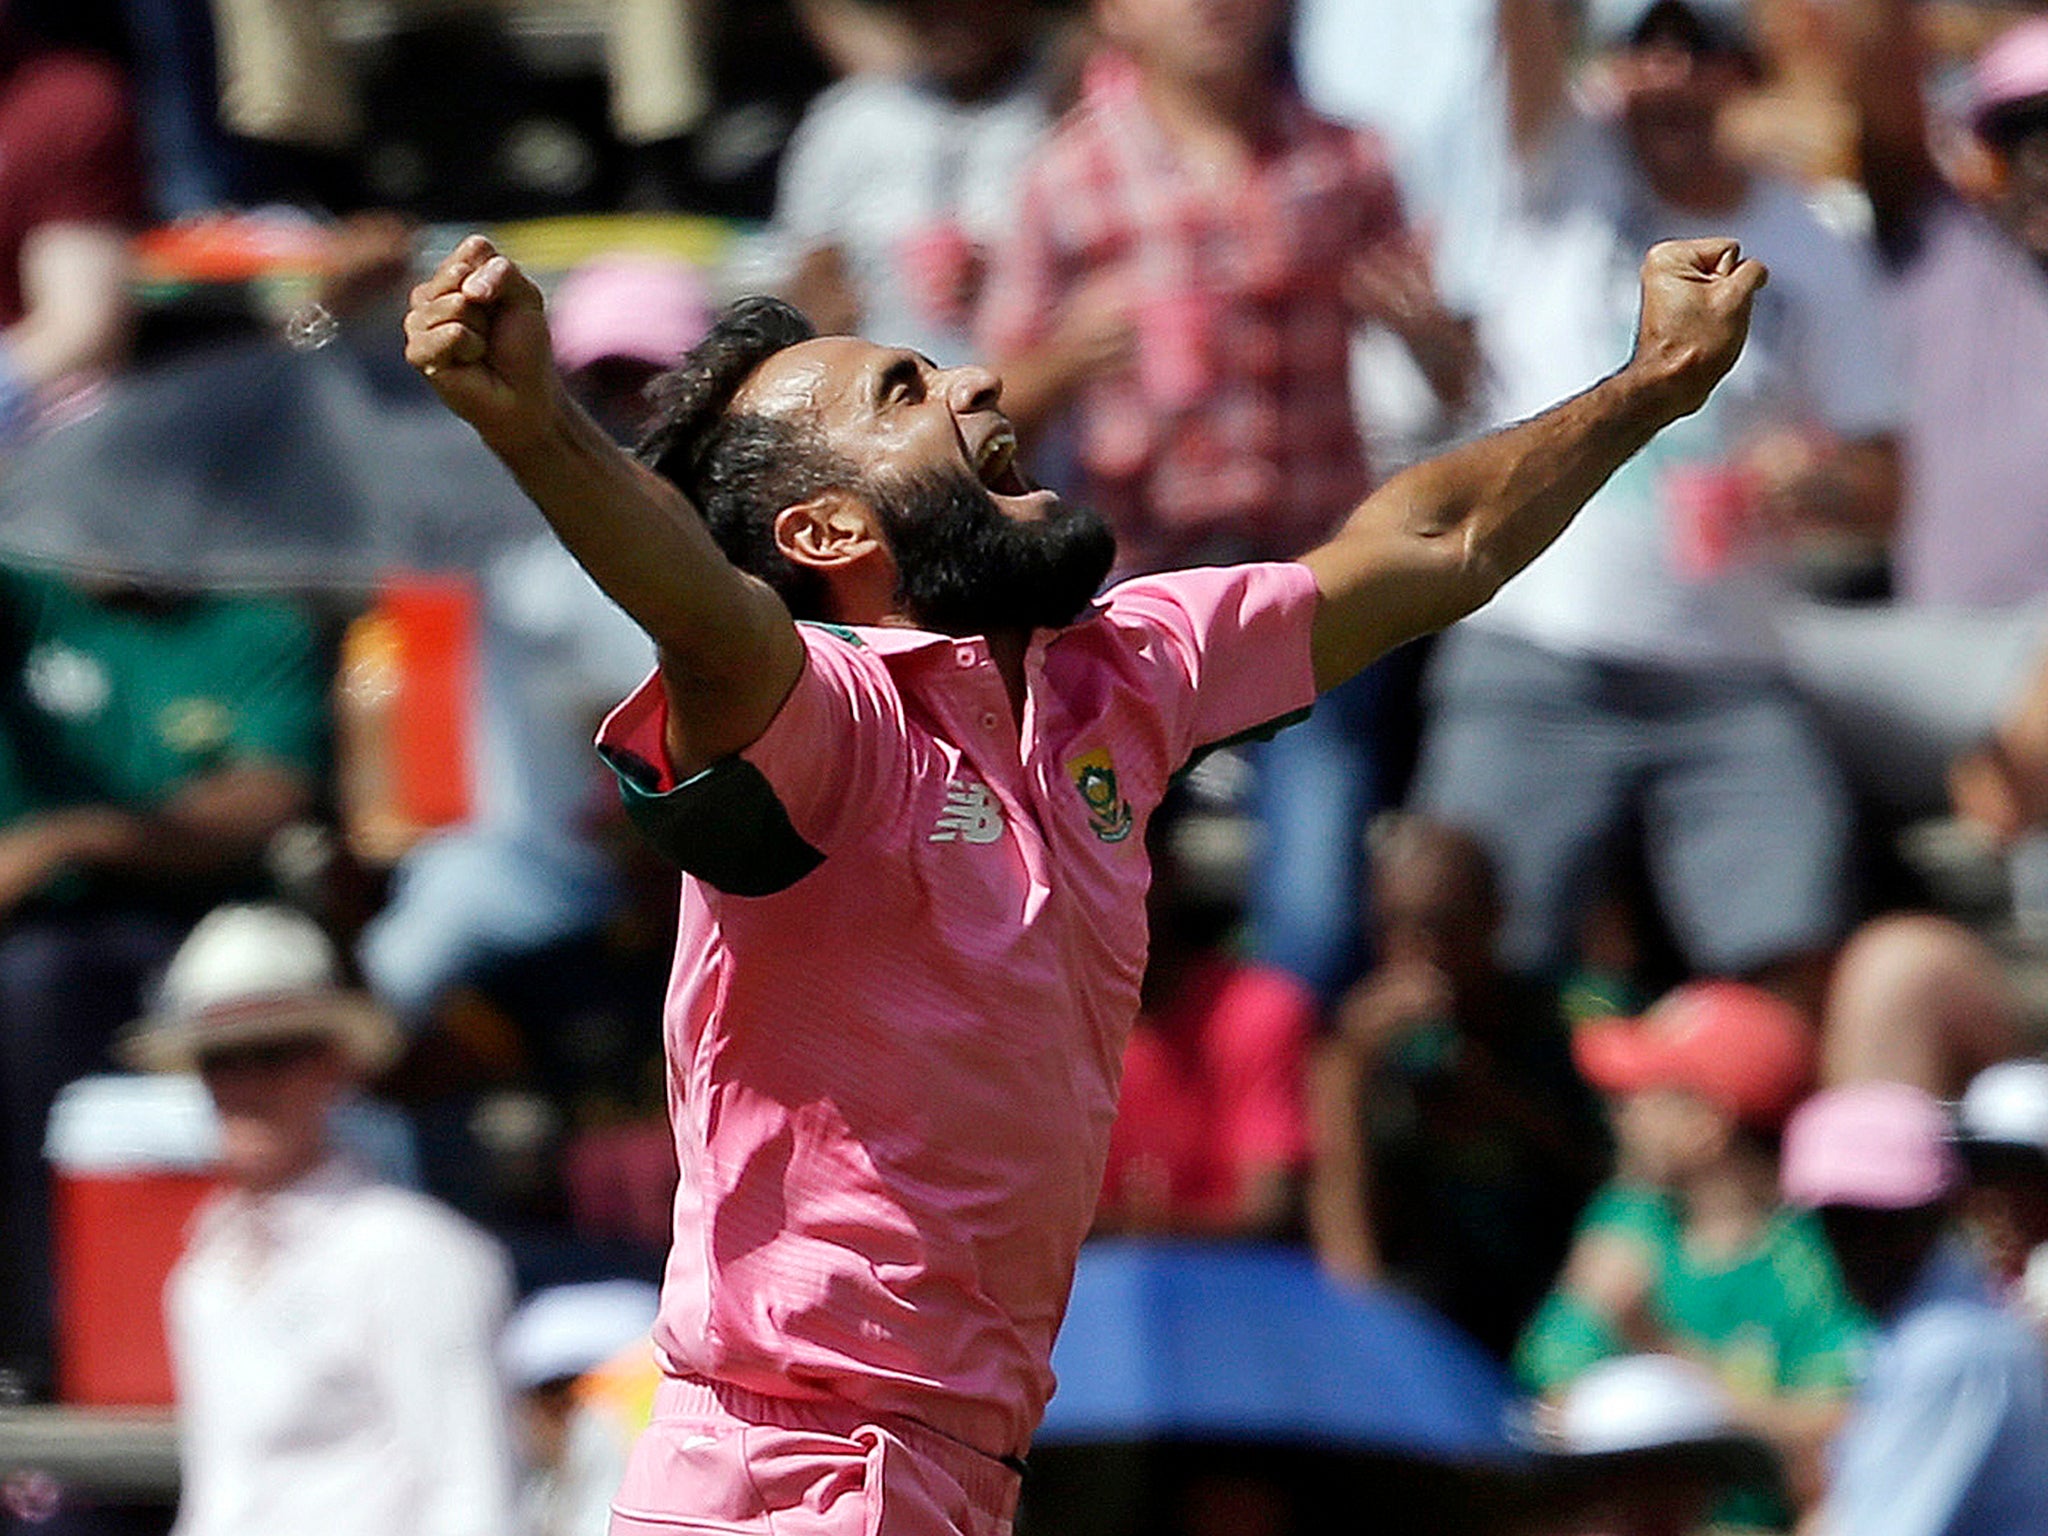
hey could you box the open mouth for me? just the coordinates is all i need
[972,427,1038,499]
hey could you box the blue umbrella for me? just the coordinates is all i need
[1040,1240,1517,1460]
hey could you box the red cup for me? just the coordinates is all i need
[1664,462,1760,578]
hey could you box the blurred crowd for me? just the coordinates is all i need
[5,0,2048,1533]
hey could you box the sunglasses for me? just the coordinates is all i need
[194,1036,333,1074]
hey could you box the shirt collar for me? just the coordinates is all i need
[203,1155,367,1246]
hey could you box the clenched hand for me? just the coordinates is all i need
[1628,237,1769,420]
[403,234,563,455]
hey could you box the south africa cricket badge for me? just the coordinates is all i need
[1068,749,1134,844]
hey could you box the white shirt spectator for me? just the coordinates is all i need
[166,1158,519,1536]
[1470,117,1901,667]
[770,65,1052,365]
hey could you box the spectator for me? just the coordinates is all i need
[1517,981,1862,1520]
[979,0,1478,1004]
[1852,6,2048,611]
[1094,784,1316,1239]
[1955,1057,2048,1317]
[1771,11,2048,848]
[1418,0,1902,1013]
[205,0,711,212]
[501,1279,661,1536]
[124,902,520,1536]
[0,9,143,444]
[1291,0,1510,469]
[1783,1081,2048,1536]
[0,564,324,1399]
[1307,813,1607,1358]
[772,0,1067,365]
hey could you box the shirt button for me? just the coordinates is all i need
[981,711,999,730]
[955,645,978,667]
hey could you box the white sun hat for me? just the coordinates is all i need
[1554,1354,1739,1453]
[501,1279,661,1391]
[118,903,401,1075]
[1959,1059,2048,1155]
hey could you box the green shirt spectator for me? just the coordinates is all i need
[0,563,326,908]
[1517,1183,1868,1398]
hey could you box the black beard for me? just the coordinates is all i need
[870,467,1118,637]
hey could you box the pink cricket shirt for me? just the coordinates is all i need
[595,562,1319,1460]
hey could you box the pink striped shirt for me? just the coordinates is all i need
[595,563,1319,1459]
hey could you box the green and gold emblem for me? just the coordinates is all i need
[1068,749,1133,844]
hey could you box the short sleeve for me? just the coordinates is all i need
[1510,1185,1668,1393]
[1093,563,1320,773]
[596,626,915,896]
[1514,1287,1624,1396]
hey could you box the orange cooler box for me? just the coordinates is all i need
[45,1075,221,1406]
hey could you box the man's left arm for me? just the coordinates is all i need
[0,603,321,914]
[1302,237,1766,690]
[2,54,142,421]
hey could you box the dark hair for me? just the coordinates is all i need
[1981,97,2048,154]
[635,296,852,620]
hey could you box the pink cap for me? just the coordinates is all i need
[549,254,715,376]
[1974,17,2048,133]
[1781,1082,1962,1211]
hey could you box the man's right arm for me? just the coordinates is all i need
[1301,238,1766,689]
[403,237,804,779]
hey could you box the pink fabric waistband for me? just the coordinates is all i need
[653,1374,1024,1518]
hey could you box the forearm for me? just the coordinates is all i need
[1399,313,1479,415]
[1307,1040,1382,1280]
[0,787,303,913]
[491,389,795,689]
[1500,0,1572,160]
[78,764,311,885]
[8,224,134,387]
[1304,363,1680,686]
[1841,0,1939,247]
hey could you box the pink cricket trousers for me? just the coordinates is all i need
[608,1376,1023,1536]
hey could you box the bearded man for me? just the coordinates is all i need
[404,232,1764,1536]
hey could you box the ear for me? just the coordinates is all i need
[773,490,889,574]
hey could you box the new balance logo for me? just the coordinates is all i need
[929,780,1005,845]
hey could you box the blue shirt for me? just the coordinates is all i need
[1824,1240,2048,1536]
